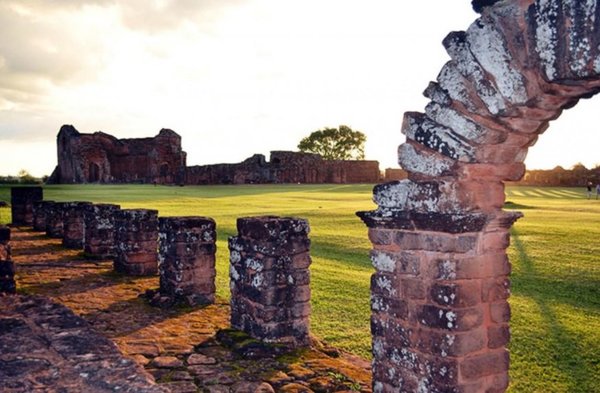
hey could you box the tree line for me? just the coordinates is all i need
[516,164,600,186]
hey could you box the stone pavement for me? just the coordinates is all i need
[8,227,372,392]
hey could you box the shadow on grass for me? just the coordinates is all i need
[504,201,536,210]
[511,229,598,392]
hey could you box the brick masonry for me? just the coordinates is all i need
[229,216,312,348]
[33,200,55,232]
[45,202,67,239]
[62,202,93,249]
[10,187,43,226]
[0,226,15,294]
[358,1,600,392]
[114,209,159,276]
[83,203,121,258]
[157,216,217,305]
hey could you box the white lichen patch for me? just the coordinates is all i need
[230,265,240,281]
[245,258,263,272]
[446,311,457,329]
[373,338,385,358]
[251,273,264,288]
[373,179,411,208]
[535,0,559,80]
[230,250,241,264]
[398,143,452,178]
[376,276,397,296]
[437,63,478,112]
[371,296,389,312]
[425,102,484,142]
[467,18,528,104]
[370,251,397,273]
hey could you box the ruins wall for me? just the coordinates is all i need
[49,125,187,185]
[187,151,381,184]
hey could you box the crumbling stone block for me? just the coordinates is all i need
[10,187,43,226]
[33,200,55,232]
[114,209,159,276]
[229,216,311,348]
[156,216,217,306]
[62,201,93,249]
[83,203,121,258]
[0,226,15,294]
[45,202,68,239]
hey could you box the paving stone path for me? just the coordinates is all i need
[9,227,372,392]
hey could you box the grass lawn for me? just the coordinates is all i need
[1,184,598,392]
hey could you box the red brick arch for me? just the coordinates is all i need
[359,1,600,392]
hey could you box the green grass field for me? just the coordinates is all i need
[0,184,598,392]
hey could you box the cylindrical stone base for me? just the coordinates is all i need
[229,216,312,348]
[62,202,93,249]
[0,226,15,294]
[45,202,67,239]
[114,209,159,276]
[158,216,217,305]
[33,200,55,232]
[83,204,121,258]
[10,187,43,226]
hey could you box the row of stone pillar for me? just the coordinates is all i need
[0,226,14,294]
[12,187,312,348]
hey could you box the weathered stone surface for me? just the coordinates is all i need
[0,294,167,392]
[83,203,121,258]
[0,225,14,294]
[157,216,217,306]
[62,201,93,249]
[32,200,54,232]
[10,187,43,226]
[45,201,67,238]
[229,216,312,348]
[114,209,159,276]
[49,125,187,184]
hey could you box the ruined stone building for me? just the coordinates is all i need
[48,125,187,184]
[49,125,382,184]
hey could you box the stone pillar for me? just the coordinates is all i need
[62,202,93,249]
[10,187,43,226]
[359,206,520,392]
[33,200,54,232]
[157,217,217,305]
[45,202,67,239]
[0,226,15,294]
[114,209,159,276]
[228,216,312,348]
[83,204,121,258]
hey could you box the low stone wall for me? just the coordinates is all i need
[46,202,67,239]
[83,204,121,258]
[10,187,43,226]
[0,226,15,294]
[62,202,93,249]
[114,209,159,276]
[157,216,217,305]
[229,216,312,348]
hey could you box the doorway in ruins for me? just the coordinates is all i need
[88,162,100,183]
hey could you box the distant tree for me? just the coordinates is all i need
[298,125,366,160]
[17,169,38,184]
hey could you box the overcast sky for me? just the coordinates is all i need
[0,0,598,177]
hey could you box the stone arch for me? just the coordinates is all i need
[358,1,600,392]
[159,163,170,179]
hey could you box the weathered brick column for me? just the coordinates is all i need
[10,187,43,226]
[0,226,15,294]
[359,205,520,392]
[157,217,217,305]
[33,200,54,232]
[228,216,312,348]
[45,202,67,239]
[83,203,121,258]
[114,209,159,276]
[62,201,93,249]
